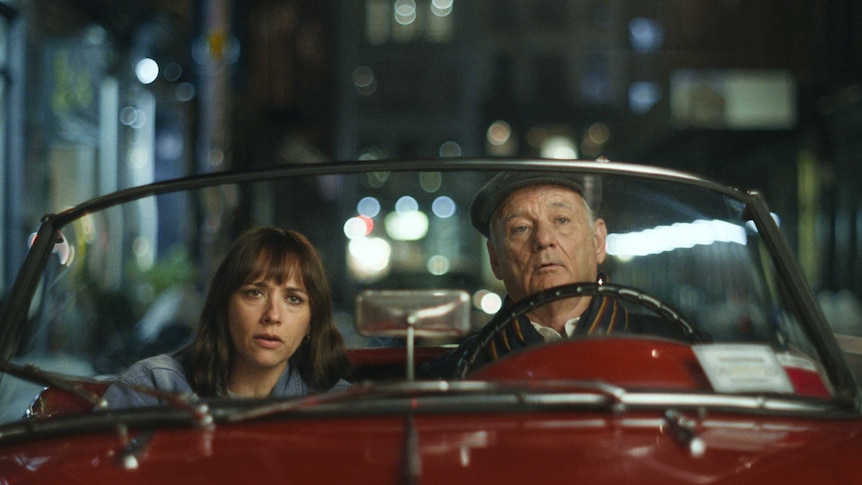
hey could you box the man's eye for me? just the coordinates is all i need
[556,217,570,224]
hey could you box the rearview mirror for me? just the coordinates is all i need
[355,290,471,381]
[355,289,471,338]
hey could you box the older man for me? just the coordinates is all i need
[473,171,609,341]
[422,171,658,378]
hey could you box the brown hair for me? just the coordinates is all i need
[185,227,351,397]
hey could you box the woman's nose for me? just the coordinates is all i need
[262,299,283,324]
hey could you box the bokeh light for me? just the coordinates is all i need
[135,58,159,85]
[431,196,456,218]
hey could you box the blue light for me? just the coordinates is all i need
[357,197,381,218]
[432,196,457,218]
[629,82,661,114]
[395,196,419,214]
[629,18,664,53]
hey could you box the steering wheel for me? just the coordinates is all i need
[454,282,705,378]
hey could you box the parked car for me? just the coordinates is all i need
[1,158,861,484]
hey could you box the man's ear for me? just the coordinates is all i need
[487,239,503,280]
[593,218,608,265]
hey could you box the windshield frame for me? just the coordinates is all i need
[0,158,855,409]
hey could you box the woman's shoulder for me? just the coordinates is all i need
[101,353,194,409]
[113,352,193,396]
[329,378,351,392]
[272,365,351,398]
[121,353,186,379]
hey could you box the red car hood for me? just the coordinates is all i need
[2,409,862,485]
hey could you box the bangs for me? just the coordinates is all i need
[242,246,303,287]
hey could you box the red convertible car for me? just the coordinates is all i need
[1,159,861,484]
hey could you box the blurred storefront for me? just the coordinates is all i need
[0,0,210,297]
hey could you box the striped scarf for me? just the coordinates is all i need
[486,293,630,361]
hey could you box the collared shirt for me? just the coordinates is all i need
[100,353,350,409]
[420,293,637,379]
[530,317,580,342]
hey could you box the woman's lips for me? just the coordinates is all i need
[254,334,283,349]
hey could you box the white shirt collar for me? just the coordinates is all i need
[530,317,580,342]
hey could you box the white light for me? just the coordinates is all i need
[431,0,454,16]
[130,109,147,129]
[394,0,417,25]
[480,292,503,314]
[587,123,610,144]
[128,146,149,169]
[606,219,747,258]
[348,237,392,279]
[385,211,429,241]
[133,236,154,270]
[135,58,159,85]
[487,120,512,146]
[344,216,373,239]
[427,255,451,275]
[745,212,781,233]
[120,106,138,126]
[540,135,577,159]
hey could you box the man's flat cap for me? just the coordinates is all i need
[469,171,601,237]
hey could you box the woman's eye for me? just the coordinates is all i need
[243,288,263,298]
[287,295,304,305]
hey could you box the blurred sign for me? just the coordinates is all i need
[671,70,796,130]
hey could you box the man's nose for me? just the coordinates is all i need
[532,222,556,249]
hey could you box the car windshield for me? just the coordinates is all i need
[0,161,845,423]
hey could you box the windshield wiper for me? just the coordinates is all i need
[0,359,109,410]
[102,381,215,428]
[217,377,842,424]
[0,359,214,430]
[217,380,490,423]
[217,379,621,423]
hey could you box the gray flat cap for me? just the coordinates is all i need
[469,171,601,237]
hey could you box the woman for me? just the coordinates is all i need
[101,227,352,408]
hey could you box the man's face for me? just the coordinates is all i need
[487,184,607,303]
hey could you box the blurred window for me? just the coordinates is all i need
[0,11,8,294]
[365,0,455,45]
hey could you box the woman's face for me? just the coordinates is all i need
[227,273,311,379]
